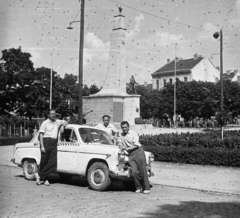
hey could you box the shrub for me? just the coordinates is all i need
[0,136,32,146]
[140,130,240,167]
[140,130,240,149]
[143,145,240,167]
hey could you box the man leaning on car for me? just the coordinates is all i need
[118,121,150,194]
[35,109,68,186]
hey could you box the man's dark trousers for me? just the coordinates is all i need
[129,146,150,190]
[39,138,57,181]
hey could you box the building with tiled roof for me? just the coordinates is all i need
[151,54,219,90]
[223,69,240,83]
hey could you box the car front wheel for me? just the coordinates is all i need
[87,162,111,191]
[23,159,38,180]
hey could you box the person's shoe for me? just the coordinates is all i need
[143,190,150,194]
[135,188,143,193]
[44,180,50,186]
[35,173,41,185]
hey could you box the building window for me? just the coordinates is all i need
[170,78,172,84]
[163,79,166,87]
[184,77,188,82]
[156,79,159,90]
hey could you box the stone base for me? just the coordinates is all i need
[83,94,140,126]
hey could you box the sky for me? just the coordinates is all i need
[0,0,240,87]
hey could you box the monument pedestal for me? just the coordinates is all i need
[83,9,140,127]
[83,94,140,126]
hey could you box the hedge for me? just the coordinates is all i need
[0,136,32,146]
[140,130,240,149]
[143,145,240,167]
[140,130,240,167]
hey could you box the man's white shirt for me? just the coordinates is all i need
[95,123,118,139]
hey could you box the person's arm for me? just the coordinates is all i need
[59,120,68,134]
[39,132,45,153]
[39,121,46,153]
[124,131,140,152]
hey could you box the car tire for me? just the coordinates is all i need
[59,173,73,181]
[87,162,111,191]
[122,179,136,191]
[23,159,39,180]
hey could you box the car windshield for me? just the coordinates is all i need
[78,128,113,145]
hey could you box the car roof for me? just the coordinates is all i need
[66,124,97,130]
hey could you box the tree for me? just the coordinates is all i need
[89,84,100,95]
[0,47,34,115]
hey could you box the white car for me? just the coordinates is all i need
[11,124,154,191]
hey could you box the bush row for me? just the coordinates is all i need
[0,136,32,146]
[140,130,240,149]
[143,145,240,167]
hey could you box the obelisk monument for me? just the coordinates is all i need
[83,7,140,125]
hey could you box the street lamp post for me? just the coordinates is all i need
[78,0,85,125]
[174,43,177,129]
[67,0,85,124]
[50,58,53,110]
[213,29,224,139]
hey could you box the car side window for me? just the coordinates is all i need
[79,128,92,143]
[69,130,78,142]
[60,129,72,142]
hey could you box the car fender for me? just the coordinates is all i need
[14,146,41,166]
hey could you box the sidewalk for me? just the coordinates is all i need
[1,145,240,195]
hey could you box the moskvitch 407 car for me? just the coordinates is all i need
[11,124,154,191]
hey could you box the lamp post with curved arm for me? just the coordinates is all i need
[213,29,224,139]
[67,0,85,125]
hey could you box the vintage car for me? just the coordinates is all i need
[11,124,154,191]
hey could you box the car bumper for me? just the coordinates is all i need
[109,165,154,179]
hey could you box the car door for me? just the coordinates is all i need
[77,127,113,174]
[57,128,80,173]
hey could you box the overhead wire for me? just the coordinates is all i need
[107,0,239,34]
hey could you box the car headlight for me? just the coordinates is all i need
[148,153,154,164]
[118,150,127,162]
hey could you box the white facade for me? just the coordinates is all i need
[152,58,219,90]
[191,58,219,82]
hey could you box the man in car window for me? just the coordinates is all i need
[35,109,68,186]
[119,121,150,194]
[95,115,118,142]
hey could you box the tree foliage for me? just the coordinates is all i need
[0,47,101,118]
[137,80,240,122]
[2,47,240,122]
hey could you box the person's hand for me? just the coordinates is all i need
[125,147,131,152]
[40,145,45,153]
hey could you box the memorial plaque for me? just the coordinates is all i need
[113,102,123,122]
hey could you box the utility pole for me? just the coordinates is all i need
[213,29,224,140]
[78,0,85,125]
[220,29,223,140]
[174,43,177,129]
[50,60,53,110]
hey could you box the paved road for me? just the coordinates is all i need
[1,165,240,218]
[1,145,240,195]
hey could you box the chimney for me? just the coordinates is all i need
[175,57,178,62]
[167,58,170,64]
[179,57,183,61]
[194,53,198,60]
